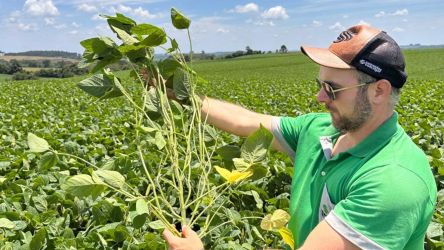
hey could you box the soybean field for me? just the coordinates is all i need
[0,48,443,249]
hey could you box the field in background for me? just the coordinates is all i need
[0,48,443,248]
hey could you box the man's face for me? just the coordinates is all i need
[316,67,373,133]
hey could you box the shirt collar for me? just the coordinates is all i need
[319,112,399,158]
[347,112,399,158]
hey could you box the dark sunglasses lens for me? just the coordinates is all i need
[322,82,335,99]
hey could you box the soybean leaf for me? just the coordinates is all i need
[145,87,160,113]
[38,152,58,170]
[241,124,273,164]
[154,131,166,150]
[148,220,165,230]
[140,29,167,46]
[28,133,50,153]
[171,8,190,29]
[173,68,191,101]
[61,174,107,199]
[158,59,182,79]
[279,227,295,250]
[110,25,138,45]
[77,70,123,99]
[260,209,291,231]
[0,218,15,229]
[216,145,241,161]
[131,23,163,36]
[136,199,149,215]
[104,13,136,34]
[30,227,47,250]
[94,170,126,189]
[215,166,253,184]
[133,214,148,229]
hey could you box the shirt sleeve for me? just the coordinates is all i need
[271,115,307,159]
[325,165,433,250]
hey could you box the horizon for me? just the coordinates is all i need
[1,1,444,54]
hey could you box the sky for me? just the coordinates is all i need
[1,0,444,54]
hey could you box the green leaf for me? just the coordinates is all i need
[241,124,273,163]
[173,68,192,101]
[30,227,47,250]
[27,133,50,153]
[38,152,58,170]
[136,199,149,215]
[133,214,148,229]
[145,87,160,113]
[154,131,166,150]
[0,218,15,229]
[131,24,163,36]
[110,25,138,45]
[61,174,107,198]
[171,8,190,29]
[216,145,241,161]
[158,59,182,79]
[148,220,165,230]
[94,170,126,189]
[77,70,123,99]
[140,29,167,47]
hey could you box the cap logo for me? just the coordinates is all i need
[359,59,382,73]
[333,30,355,43]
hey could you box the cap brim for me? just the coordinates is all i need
[301,46,353,69]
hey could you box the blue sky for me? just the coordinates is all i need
[1,0,443,53]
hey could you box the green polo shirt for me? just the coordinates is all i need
[271,112,437,249]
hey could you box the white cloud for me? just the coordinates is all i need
[342,15,349,19]
[392,27,404,32]
[133,7,157,18]
[261,6,289,19]
[231,3,259,13]
[17,23,38,31]
[375,11,385,18]
[312,20,322,27]
[402,18,408,22]
[91,14,105,21]
[329,22,345,31]
[24,0,59,16]
[110,4,159,19]
[217,28,229,33]
[72,22,80,28]
[44,17,55,25]
[69,30,79,35]
[116,4,132,13]
[357,20,370,26]
[77,3,97,13]
[54,24,67,29]
[391,9,408,16]
[375,9,408,18]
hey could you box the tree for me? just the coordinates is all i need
[245,46,253,55]
[42,59,51,68]
[280,45,288,53]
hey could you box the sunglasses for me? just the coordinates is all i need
[316,78,368,100]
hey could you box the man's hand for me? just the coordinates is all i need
[162,225,204,250]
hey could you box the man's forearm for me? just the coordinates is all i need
[199,95,273,137]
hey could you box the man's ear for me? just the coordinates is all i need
[370,79,392,104]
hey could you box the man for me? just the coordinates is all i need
[163,25,437,249]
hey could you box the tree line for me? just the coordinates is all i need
[4,50,81,59]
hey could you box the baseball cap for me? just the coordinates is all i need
[301,25,407,88]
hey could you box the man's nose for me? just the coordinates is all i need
[316,88,330,103]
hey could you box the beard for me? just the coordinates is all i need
[329,85,372,133]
